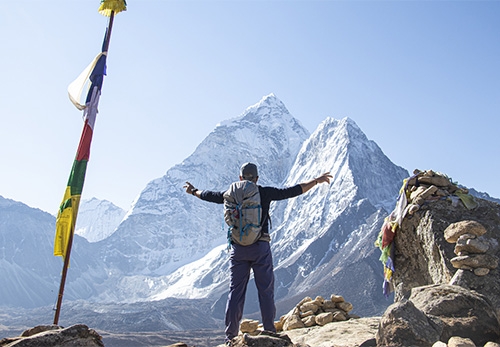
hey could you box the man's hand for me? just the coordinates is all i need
[183,181,198,196]
[315,172,333,185]
[300,172,333,194]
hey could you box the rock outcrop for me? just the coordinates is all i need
[0,324,104,347]
[388,171,500,308]
[377,284,500,347]
[376,169,500,347]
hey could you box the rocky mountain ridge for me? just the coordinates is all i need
[1,92,407,323]
[1,95,499,347]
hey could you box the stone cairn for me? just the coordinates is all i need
[444,220,499,276]
[406,169,474,215]
[239,294,357,335]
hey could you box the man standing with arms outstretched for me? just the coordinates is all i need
[184,163,332,346]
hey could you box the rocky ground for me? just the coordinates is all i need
[272,317,379,347]
[0,317,380,347]
[2,172,499,347]
[99,328,226,347]
[105,317,380,347]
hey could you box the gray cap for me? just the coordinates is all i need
[240,162,258,180]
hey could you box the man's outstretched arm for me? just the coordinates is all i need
[184,181,201,198]
[184,181,225,203]
[299,172,333,194]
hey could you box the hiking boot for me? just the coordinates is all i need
[225,338,235,347]
[259,330,292,343]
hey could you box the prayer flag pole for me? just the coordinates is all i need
[53,0,126,326]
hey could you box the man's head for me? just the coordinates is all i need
[240,162,258,182]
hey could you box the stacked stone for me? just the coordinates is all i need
[239,318,261,335]
[444,220,498,276]
[275,294,356,332]
[406,169,467,215]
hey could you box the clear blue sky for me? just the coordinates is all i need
[1,0,499,214]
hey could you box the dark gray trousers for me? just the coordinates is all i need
[225,241,276,341]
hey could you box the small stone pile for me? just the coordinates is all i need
[444,220,499,277]
[406,169,475,215]
[277,294,356,332]
[238,294,356,336]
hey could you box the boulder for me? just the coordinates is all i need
[284,317,380,347]
[454,235,489,255]
[299,302,319,314]
[376,299,442,347]
[330,295,344,303]
[378,284,500,347]
[322,300,336,310]
[391,197,500,317]
[449,268,500,320]
[332,310,347,322]
[473,267,489,276]
[336,301,353,313]
[0,324,104,347]
[450,254,498,269]
[311,296,324,306]
[301,316,315,327]
[282,315,304,331]
[444,220,487,243]
[300,310,314,318]
[315,312,333,326]
[20,325,61,337]
[447,336,476,347]
[240,319,260,333]
[410,284,500,346]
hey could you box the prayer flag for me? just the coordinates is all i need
[54,54,107,258]
[52,0,126,326]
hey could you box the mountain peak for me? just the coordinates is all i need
[315,117,361,138]
[255,93,280,107]
[246,93,287,117]
[284,115,408,224]
[219,93,292,129]
[75,198,126,243]
[100,95,310,279]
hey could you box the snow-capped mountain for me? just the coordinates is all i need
[138,117,408,318]
[96,94,309,280]
[1,94,412,325]
[75,198,126,242]
[0,196,104,308]
[270,117,408,316]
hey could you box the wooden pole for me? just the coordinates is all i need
[102,11,115,54]
[53,222,75,325]
[52,11,115,326]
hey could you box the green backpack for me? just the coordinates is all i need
[223,180,262,246]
